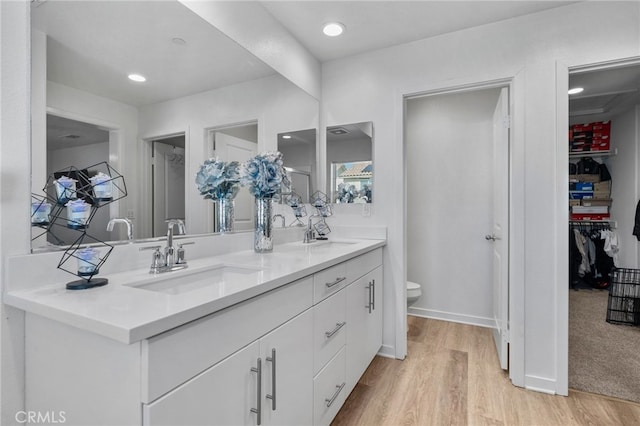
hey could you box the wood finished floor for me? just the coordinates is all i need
[332,316,640,426]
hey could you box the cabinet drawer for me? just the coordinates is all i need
[346,247,382,281]
[313,346,347,426]
[141,277,313,403]
[313,289,346,375]
[313,261,348,303]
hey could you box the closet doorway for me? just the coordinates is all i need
[567,60,640,402]
[151,134,186,238]
[405,82,511,372]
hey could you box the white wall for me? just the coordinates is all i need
[1,2,31,424]
[609,106,640,268]
[322,1,640,393]
[138,74,319,237]
[405,88,499,326]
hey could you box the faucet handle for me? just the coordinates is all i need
[176,242,195,265]
[140,245,164,273]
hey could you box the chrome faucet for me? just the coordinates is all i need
[106,217,134,241]
[303,214,320,243]
[273,214,286,228]
[165,219,186,268]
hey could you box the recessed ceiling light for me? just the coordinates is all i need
[282,135,292,139]
[323,22,345,37]
[172,37,186,46]
[568,87,584,95]
[128,74,146,83]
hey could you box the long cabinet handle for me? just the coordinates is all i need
[366,282,372,313]
[266,349,276,411]
[372,279,376,311]
[250,358,262,425]
[325,276,346,288]
[325,382,346,407]
[325,321,346,338]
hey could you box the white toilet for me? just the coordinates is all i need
[407,281,422,307]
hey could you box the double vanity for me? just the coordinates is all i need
[6,231,385,425]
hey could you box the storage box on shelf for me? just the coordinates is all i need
[569,120,611,154]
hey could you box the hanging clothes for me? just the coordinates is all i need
[569,223,617,290]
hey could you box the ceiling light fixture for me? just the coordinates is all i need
[128,73,146,83]
[323,22,345,37]
[282,135,292,139]
[568,87,584,95]
[172,37,186,46]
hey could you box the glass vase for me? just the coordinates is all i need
[254,197,273,252]
[216,198,235,234]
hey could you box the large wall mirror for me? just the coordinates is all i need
[326,122,373,204]
[278,129,317,202]
[30,0,319,251]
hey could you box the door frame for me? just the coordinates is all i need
[398,76,524,386]
[557,55,640,396]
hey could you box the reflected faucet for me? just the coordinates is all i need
[273,214,286,228]
[165,219,186,268]
[106,217,134,241]
[303,214,320,243]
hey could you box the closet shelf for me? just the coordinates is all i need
[569,148,617,159]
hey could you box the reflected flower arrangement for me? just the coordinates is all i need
[240,151,290,199]
[195,158,241,200]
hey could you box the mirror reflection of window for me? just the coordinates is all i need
[332,161,372,203]
[326,122,373,203]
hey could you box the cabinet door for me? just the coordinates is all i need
[260,309,314,426]
[143,341,261,426]
[345,266,383,393]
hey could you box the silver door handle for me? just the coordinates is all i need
[250,358,262,425]
[266,349,276,411]
[372,279,376,311]
[485,234,500,241]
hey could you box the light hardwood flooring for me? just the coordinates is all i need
[332,316,640,426]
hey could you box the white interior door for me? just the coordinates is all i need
[215,133,257,231]
[490,87,510,370]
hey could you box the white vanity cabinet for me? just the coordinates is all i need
[144,309,314,426]
[20,245,384,426]
[345,266,383,394]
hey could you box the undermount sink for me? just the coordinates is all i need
[277,239,358,253]
[124,264,263,295]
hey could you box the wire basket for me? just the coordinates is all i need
[606,268,640,326]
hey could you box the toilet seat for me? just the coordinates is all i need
[407,281,420,291]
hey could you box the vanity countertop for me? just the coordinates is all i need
[4,238,385,344]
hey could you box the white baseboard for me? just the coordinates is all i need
[376,344,396,359]
[408,306,494,329]
[524,375,557,395]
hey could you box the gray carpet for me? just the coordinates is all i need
[569,289,640,402]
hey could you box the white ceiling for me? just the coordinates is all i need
[31,0,276,108]
[260,1,579,63]
[34,0,638,142]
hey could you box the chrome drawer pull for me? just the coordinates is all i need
[325,276,346,288]
[325,321,346,338]
[366,282,373,313]
[325,382,346,407]
[266,349,276,411]
[250,358,262,425]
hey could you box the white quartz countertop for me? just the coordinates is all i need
[5,238,385,344]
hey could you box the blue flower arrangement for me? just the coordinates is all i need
[240,151,290,199]
[195,158,241,200]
